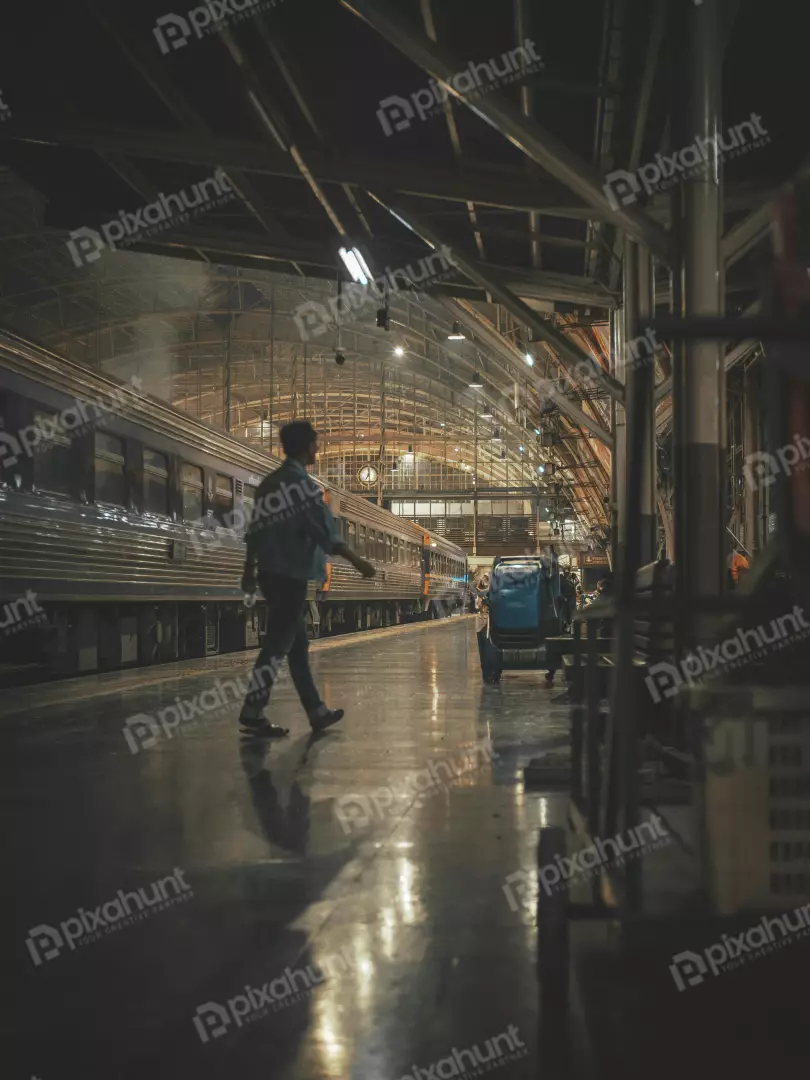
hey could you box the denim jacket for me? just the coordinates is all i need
[245,459,340,583]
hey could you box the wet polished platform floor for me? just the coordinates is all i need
[4,617,573,1080]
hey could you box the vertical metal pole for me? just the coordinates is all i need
[269,288,275,455]
[515,0,540,270]
[743,362,759,553]
[676,0,724,643]
[635,245,657,565]
[224,313,232,432]
[473,407,479,555]
[613,303,627,558]
[378,365,385,506]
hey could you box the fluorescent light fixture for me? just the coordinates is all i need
[538,465,545,474]
[354,248,373,282]
[454,447,460,452]
[525,352,534,366]
[394,346,404,356]
[535,428,541,435]
[448,321,465,341]
[469,371,483,388]
[519,444,524,452]
[338,247,368,285]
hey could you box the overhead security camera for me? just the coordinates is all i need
[335,351,346,366]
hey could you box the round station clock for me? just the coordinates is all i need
[358,464,378,485]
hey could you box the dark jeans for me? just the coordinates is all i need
[241,574,322,718]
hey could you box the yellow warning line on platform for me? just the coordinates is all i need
[0,615,476,716]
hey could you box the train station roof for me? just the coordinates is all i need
[0,0,800,537]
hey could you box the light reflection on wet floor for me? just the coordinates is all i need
[6,618,570,1080]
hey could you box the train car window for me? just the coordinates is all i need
[213,474,234,525]
[399,538,405,564]
[181,463,204,521]
[377,531,385,561]
[94,432,126,506]
[243,483,257,528]
[358,524,366,556]
[347,520,356,546]
[385,535,392,563]
[143,449,169,516]
[31,409,72,496]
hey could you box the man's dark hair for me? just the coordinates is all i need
[280,420,318,457]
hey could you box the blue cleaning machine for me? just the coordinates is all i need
[477,555,563,683]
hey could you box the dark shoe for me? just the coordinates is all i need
[239,713,290,739]
[309,708,344,734]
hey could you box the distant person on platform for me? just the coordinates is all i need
[595,573,614,636]
[239,420,375,738]
[559,571,577,632]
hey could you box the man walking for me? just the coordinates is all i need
[239,420,375,738]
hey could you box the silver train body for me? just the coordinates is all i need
[0,332,467,682]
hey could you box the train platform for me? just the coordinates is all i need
[4,615,578,1080]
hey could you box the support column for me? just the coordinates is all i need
[743,362,759,553]
[224,313,232,432]
[674,0,724,636]
[611,306,627,565]
[632,243,658,565]
[378,366,386,507]
[473,407,479,555]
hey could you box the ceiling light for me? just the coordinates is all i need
[338,246,368,285]
[525,352,534,367]
[353,248,373,281]
[469,371,483,389]
[448,321,465,341]
[538,465,545,474]
[394,346,404,356]
[454,447,460,452]
[519,444,524,452]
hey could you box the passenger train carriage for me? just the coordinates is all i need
[0,331,466,683]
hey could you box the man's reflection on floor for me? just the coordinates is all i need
[239,735,317,855]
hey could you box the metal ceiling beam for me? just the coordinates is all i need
[723,156,810,269]
[654,300,761,404]
[489,267,618,308]
[88,2,298,259]
[722,200,774,268]
[116,228,336,268]
[369,193,624,405]
[3,120,583,215]
[341,0,671,263]
[434,297,613,449]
